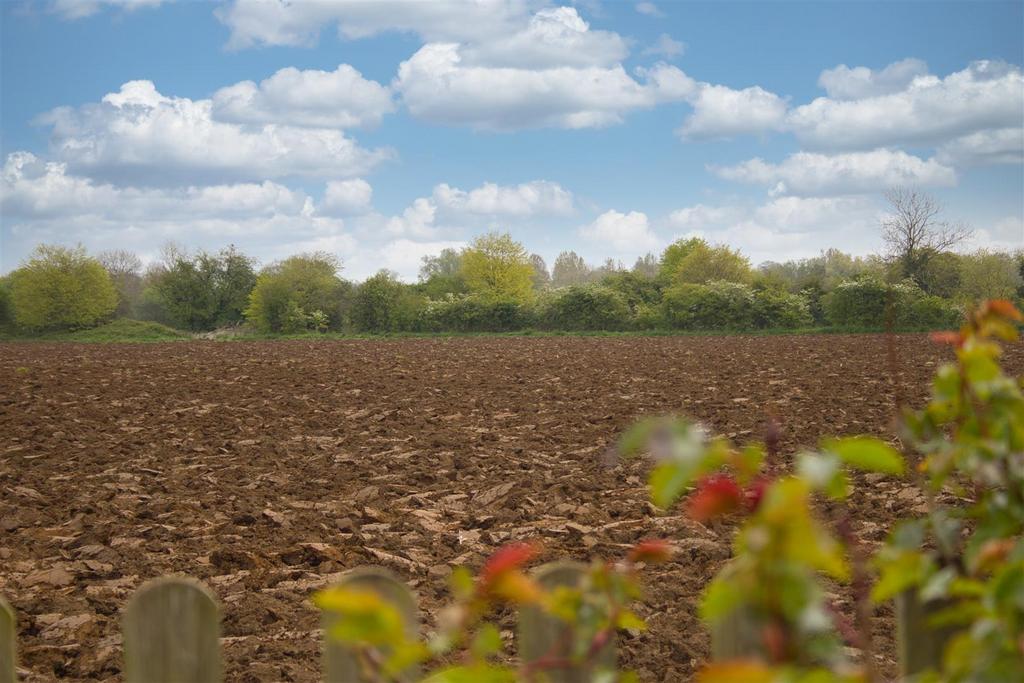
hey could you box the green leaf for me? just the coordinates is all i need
[825,436,905,475]
[649,460,694,509]
[423,664,518,683]
[470,623,503,659]
[699,574,742,623]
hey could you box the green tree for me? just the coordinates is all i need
[658,237,705,283]
[672,241,752,285]
[460,232,535,302]
[632,253,660,279]
[245,253,346,333]
[351,270,424,333]
[551,251,591,288]
[956,250,1023,304]
[529,253,551,290]
[149,245,257,331]
[8,244,117,331]
[916,249,962,298]
[419,248,468,298]
[0,276,13,329]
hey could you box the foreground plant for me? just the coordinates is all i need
[621,414,906,682]
[314,540,669,682]
[622,299,1024,682]
[873,300,1024,682]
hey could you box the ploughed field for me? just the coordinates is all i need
[3,335,1021,681]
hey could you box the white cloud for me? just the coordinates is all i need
[49,0,167,20]
[217,0,531,49]
[789,60,1024,150]
[385,198,439,238]
[713,149,957,196]
[212,64,394,129]
[432,180,574,216]
[667,204,741,232]
[1,151,358,270]
[394,44,694,130]
[461,7,627,69]
[321,179,373,215]
[937,128,1024,166]
[635,2,664,18]
[665,196,885,263]
[678,83,788,140]
[38,80,392,185]
[817,58,929,100]
[643,33,685,59]
[966,216,1023,252]
[579,209,660,254]
[377,238,468,280]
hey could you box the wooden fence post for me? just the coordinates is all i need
[517,561,616,683]
[123,577,221,683]
[0,596,15,683]
[322,566,420,683]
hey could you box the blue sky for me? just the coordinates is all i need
[1,0,1022,280]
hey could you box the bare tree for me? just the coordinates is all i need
[881,187,972,283]
[98,249,144,318]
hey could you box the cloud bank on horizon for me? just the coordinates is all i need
[1,0,1021,279]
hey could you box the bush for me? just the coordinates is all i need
[536,286,630,331]
[245,253,348,333]
[824,278,961,329]
[661,281,755,330]
[0,276,12,329]
[9,245,118,331]
[751,288,813,329]
[422,295,532,332]
[351,271,426,333]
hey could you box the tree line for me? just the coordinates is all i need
[1,189,1021,336]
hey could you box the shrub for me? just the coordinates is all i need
[751,288,813,329]
[537,286,630,331]
[422,295,532,332]
[351,271,427,333]
[661,281,755,330]
[0,276,12,329]
[246,253,347,333]
[825,278,962,329]
[9,244,118,331]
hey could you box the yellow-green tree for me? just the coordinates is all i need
[9,244,118,331]
[664,238,752,285]
[459,232,535,302]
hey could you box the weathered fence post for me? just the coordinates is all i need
[0,596,15,683]
[322,566,420,683]
[896,590,958,678]
[518,561,616,683]
[123,577,221,683]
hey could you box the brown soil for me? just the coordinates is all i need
[2,334,1020,681]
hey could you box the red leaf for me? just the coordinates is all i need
[688,474,742,522]
[742,476,770,513]
[480,542,540,586]
[984,299,1023,321]
[929,330,962,346]
[628,538,674,564]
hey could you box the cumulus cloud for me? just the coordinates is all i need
[579,210,660,254]
[817,58,929,100]
[0,151,358,270]
[49,0,167,20]
[321,179,373,215]
[643,33,685,59]
[37,80,392,185]
[461,7,627,69]
[217,0,530,49]
[432,180,574,216]
[395,44,694,130]
[678,83,788,139]
[712,149,957,196]
[789,60,1024,150]
[665,196,884,263]
[966,216,1024,252]
[212,64,394,129]
[377,238,468,279]
[937,128,1024,166]
[635,2,664,17]
[384,198,439,238]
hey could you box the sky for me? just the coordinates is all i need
[1,0,1022,281]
